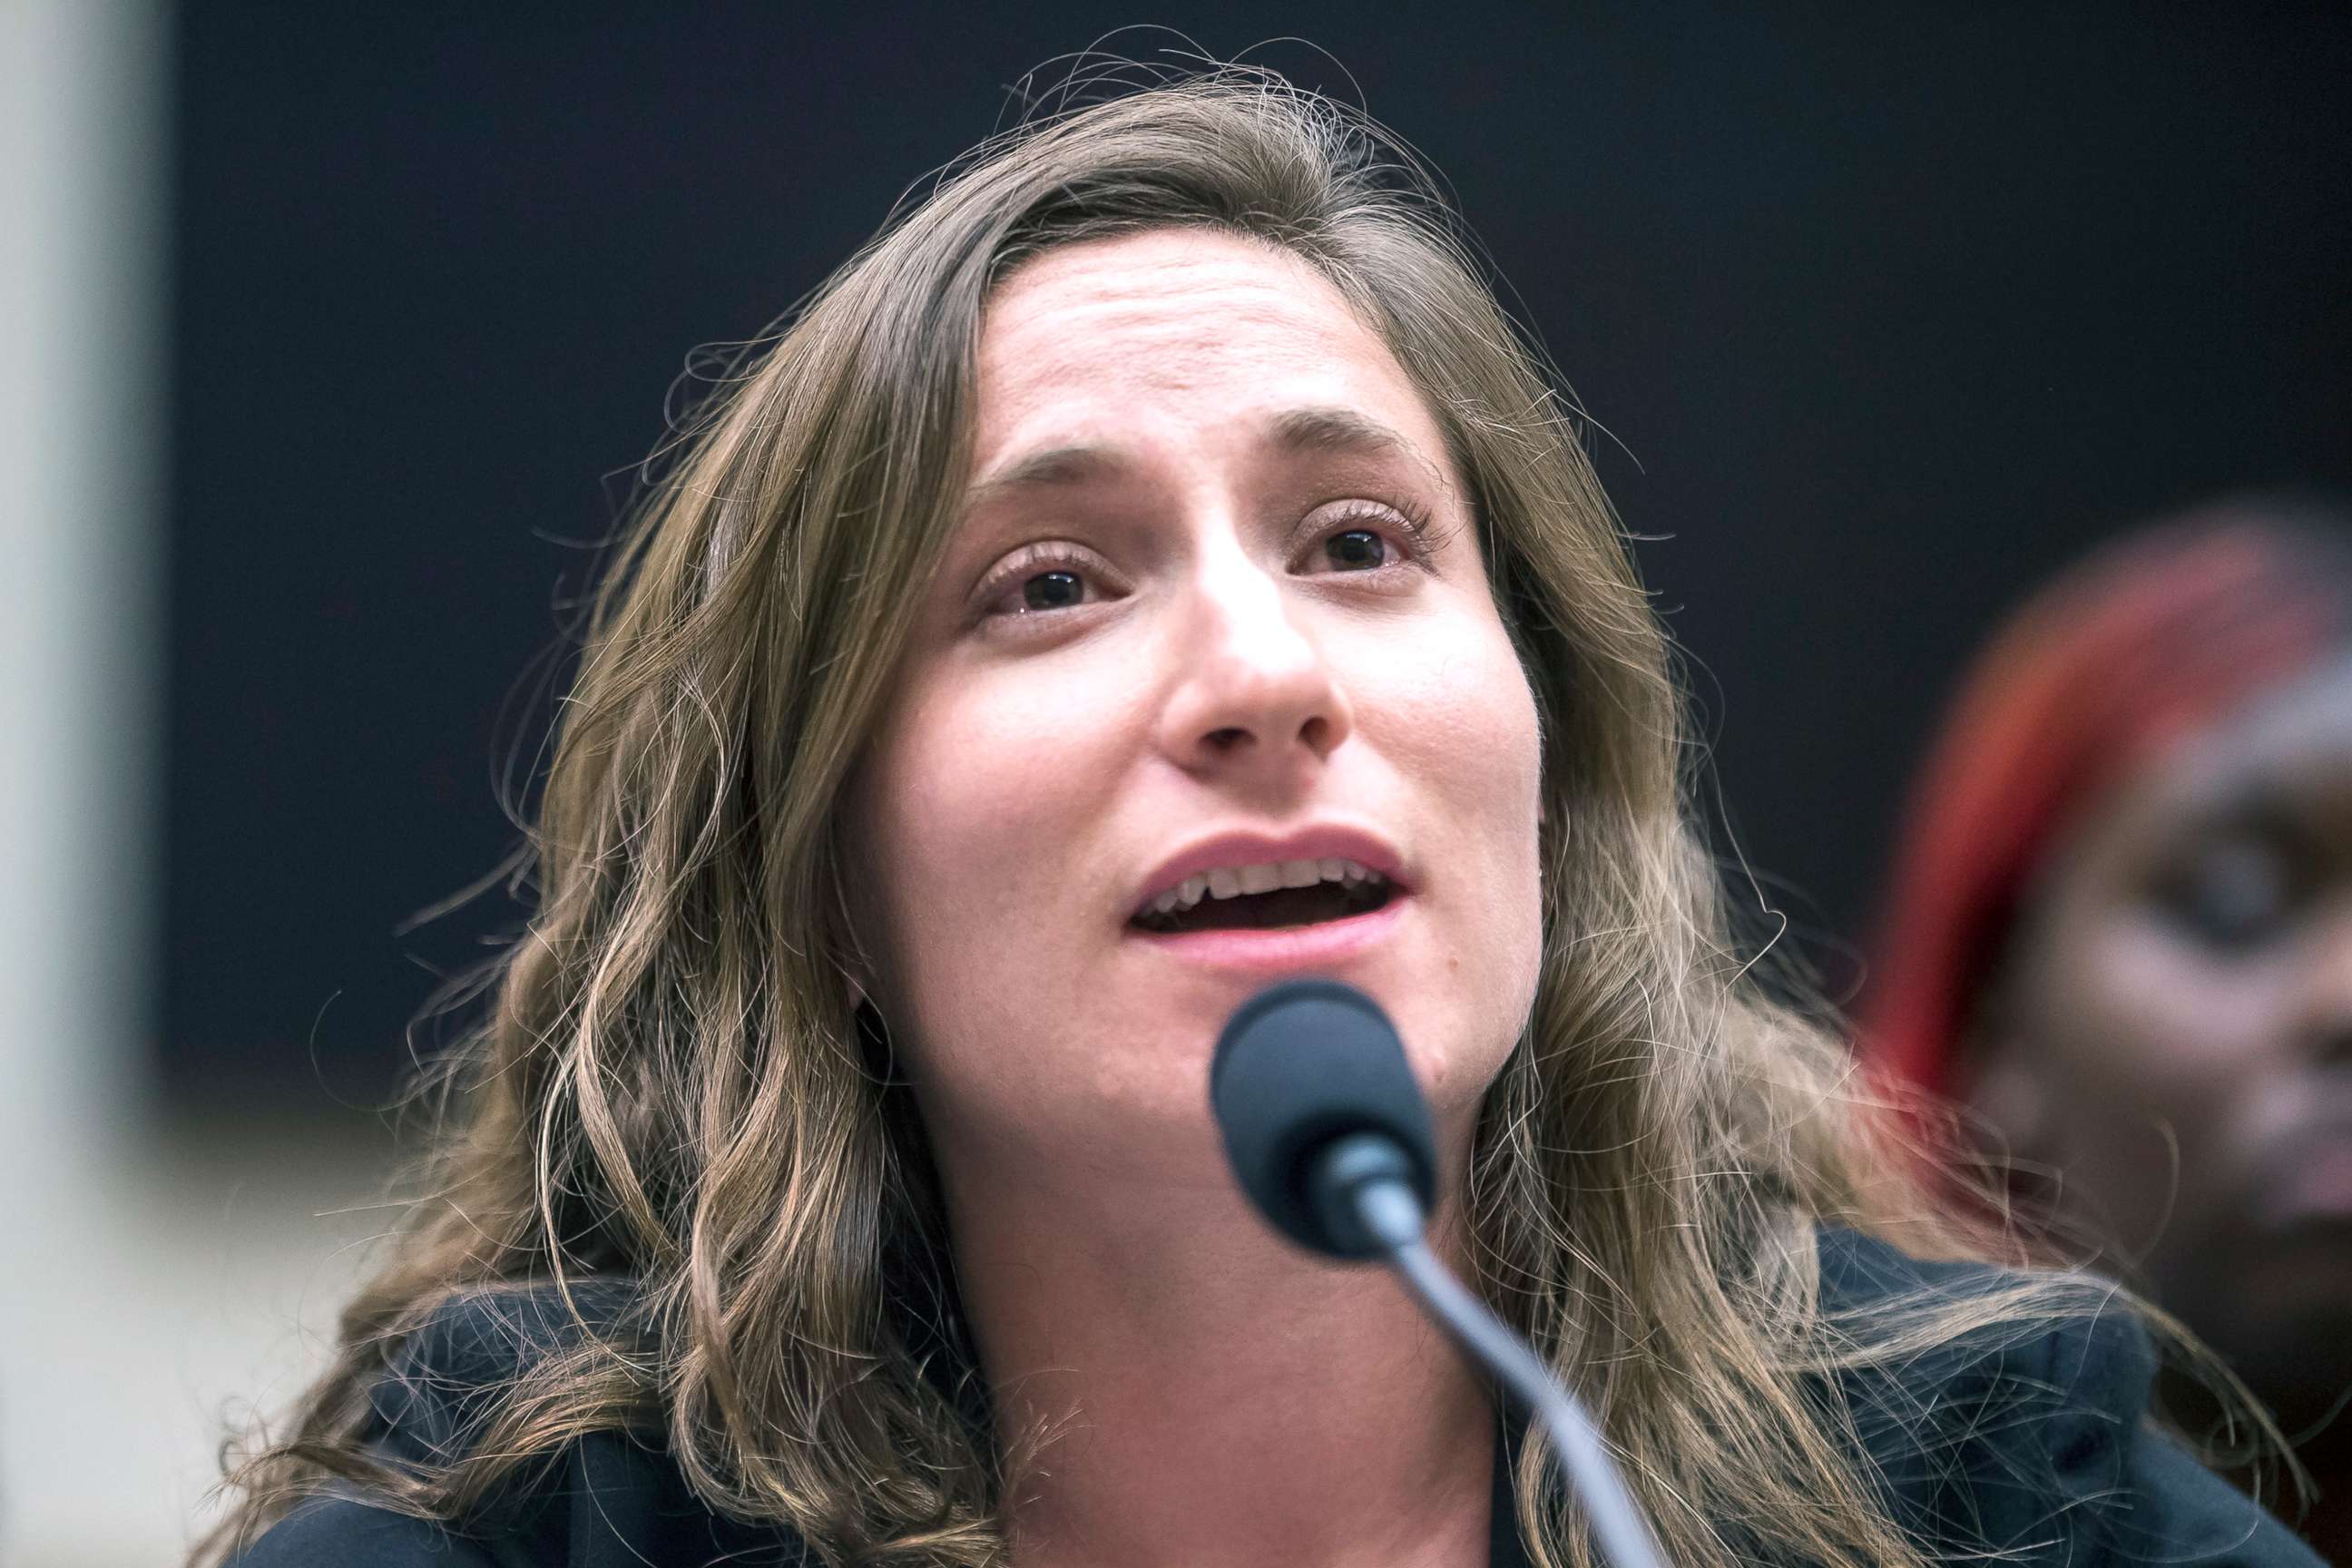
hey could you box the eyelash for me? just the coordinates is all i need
[974,499,1448,631]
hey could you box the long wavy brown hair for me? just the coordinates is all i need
[199,65,2189,1568]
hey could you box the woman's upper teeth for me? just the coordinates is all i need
[1147,858,1387,916]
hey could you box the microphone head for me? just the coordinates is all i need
[1210,978,1437,1258]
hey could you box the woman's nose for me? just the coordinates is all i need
[1152,542,1354,789]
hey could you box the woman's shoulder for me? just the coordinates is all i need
[225,1495,500,1568]
[225,1438,810,1568]
[1813,1223,2161,1423]
[228,1246,2318,1568]
[1813,1227,2318,1567]
[225,1280,813,1568]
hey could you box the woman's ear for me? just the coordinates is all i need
[1952,985,2063,1181]
[1960,1043,2055,1164]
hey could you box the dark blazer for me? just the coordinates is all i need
[226,1229,2321,1567]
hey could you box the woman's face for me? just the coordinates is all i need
[1977,653,2352,1416]
[848,229,1544,1195]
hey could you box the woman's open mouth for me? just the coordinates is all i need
[1128,874,1396,936]
[1123,869,1407,973]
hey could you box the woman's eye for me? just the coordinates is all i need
[1017,566,1088,612]
[975,504,1429,631]
[1318,526,1393,573]
[2152,838,2298,953]
[1303,499,1437,574]
[975,545,1112,627]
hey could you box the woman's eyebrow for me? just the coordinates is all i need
[1267,406,1452,496]
[2190,782,2350,858]
[1268,405,1410,460]
[962,444,1127,511]
[962,406,1436,512]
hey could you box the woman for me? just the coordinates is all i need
[1863,506,2352,1562]
[203,73,2315,1568]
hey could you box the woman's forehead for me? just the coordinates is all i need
[2089,655,2352,864]
[970,229,1452,479]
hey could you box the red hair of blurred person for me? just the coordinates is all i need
[1860,501,2352,1108]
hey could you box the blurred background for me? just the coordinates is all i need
[5,3,2347,1563]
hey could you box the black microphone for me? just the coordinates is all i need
[1211,978,1669,1568]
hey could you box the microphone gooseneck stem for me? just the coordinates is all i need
[1324,1142,1671,1568]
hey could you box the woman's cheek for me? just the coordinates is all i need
[2053,915,2275,1121]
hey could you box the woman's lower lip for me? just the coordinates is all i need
[1122,893,1408,972]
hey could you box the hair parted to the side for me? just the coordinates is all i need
[196,64,2219,1568]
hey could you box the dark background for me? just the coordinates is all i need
[163,5,2352,1121]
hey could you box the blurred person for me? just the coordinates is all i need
[1863,501,2352,1561]
[201,71,2316,1568]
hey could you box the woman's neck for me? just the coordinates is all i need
[934,1134,1499,1568]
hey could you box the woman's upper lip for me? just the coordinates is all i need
[1127,823,1411,921]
